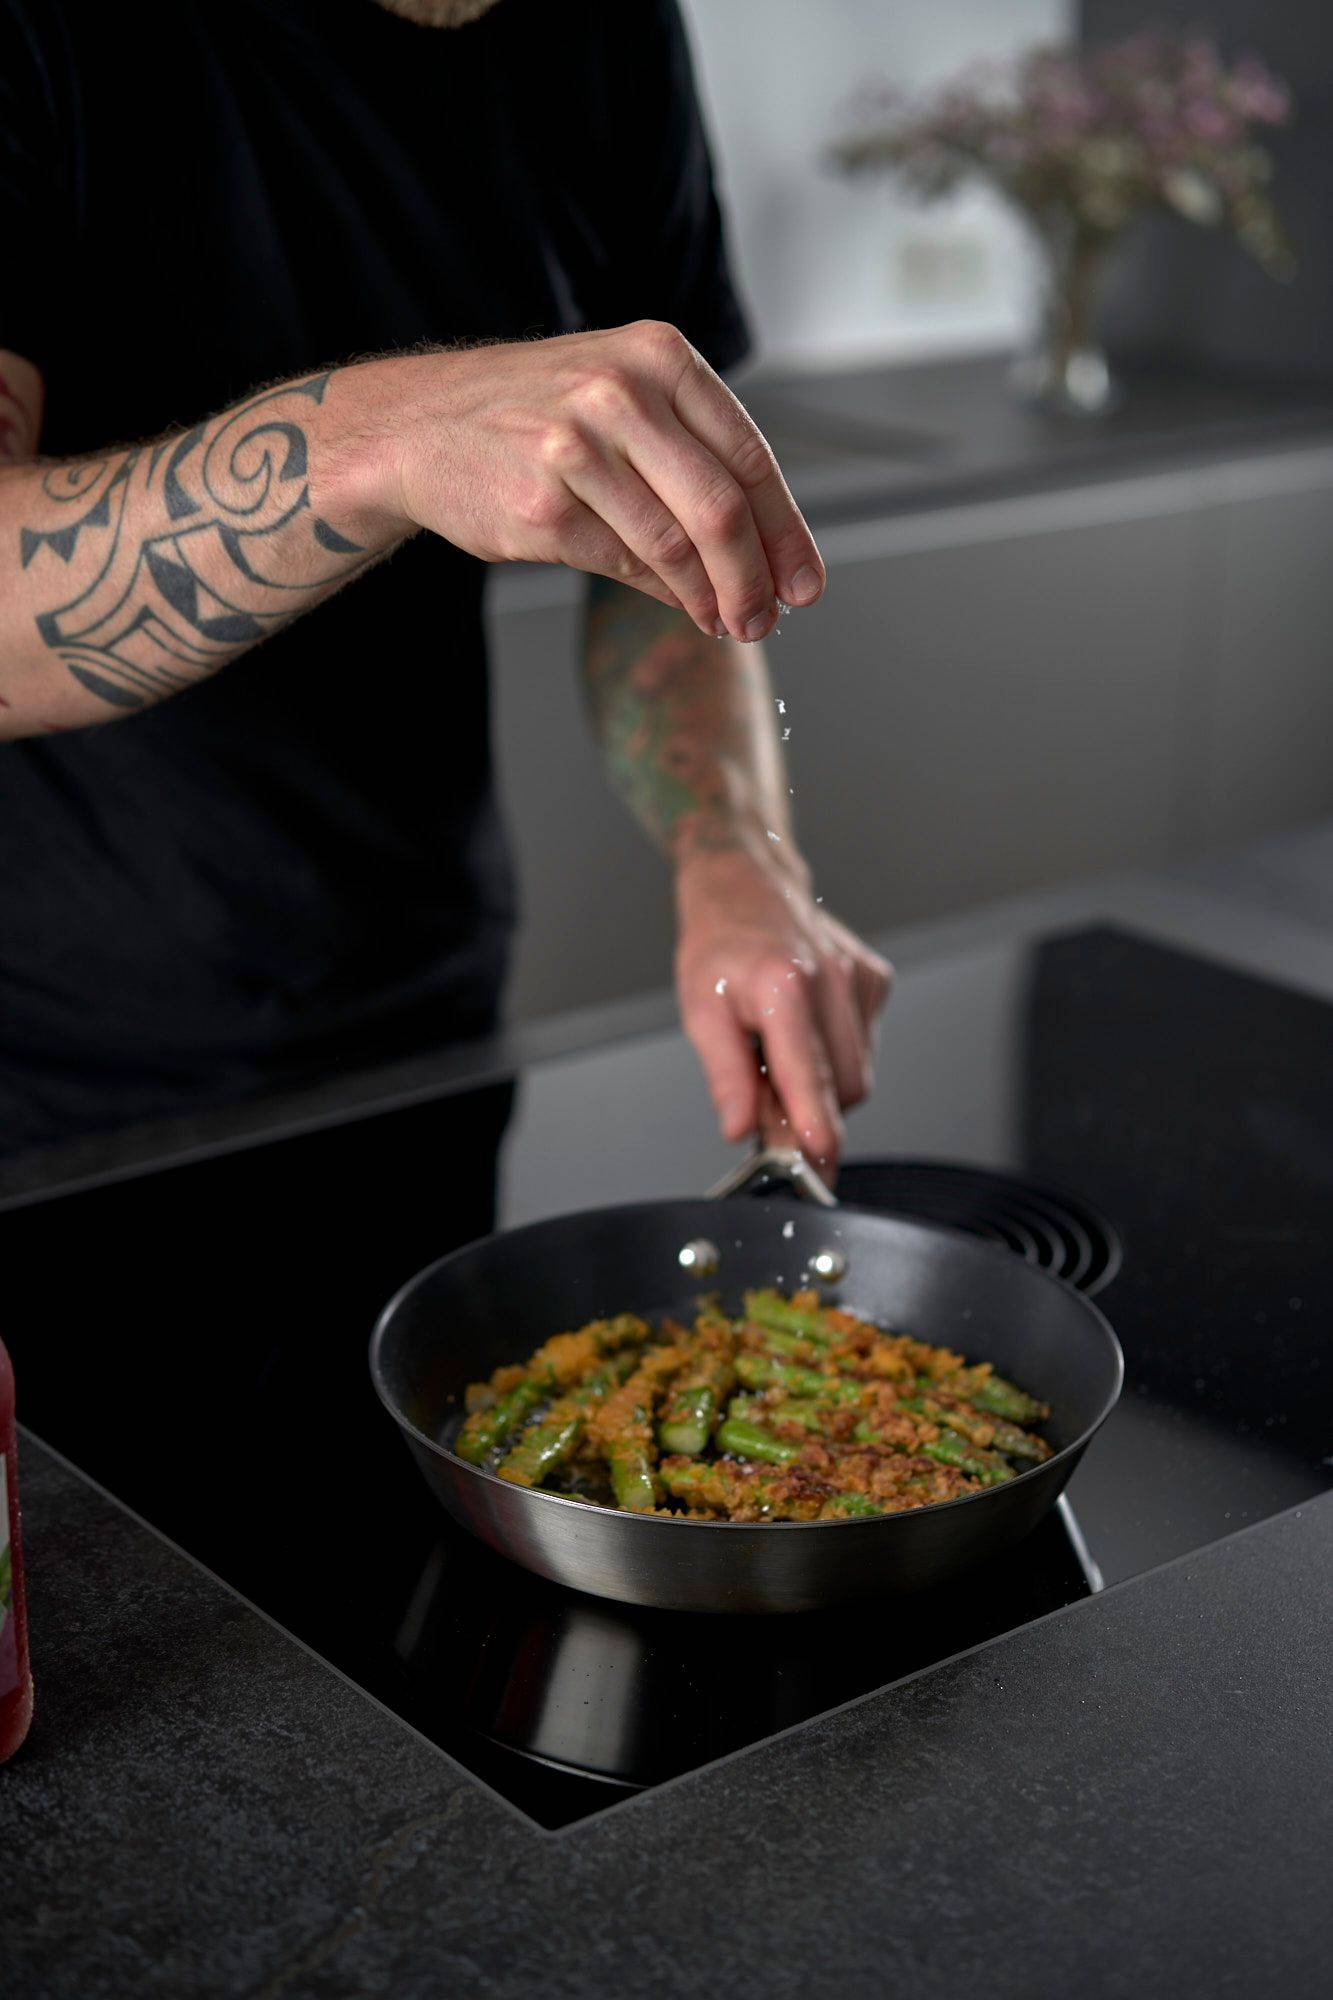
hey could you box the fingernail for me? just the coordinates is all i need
[786,564,822,606]
[743,611,772,642]
[713,618,729,639]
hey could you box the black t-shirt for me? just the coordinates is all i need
[0,0,749,1153]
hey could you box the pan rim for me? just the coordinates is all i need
[368,1197,1125,1534]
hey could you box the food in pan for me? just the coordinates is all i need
[454,1290,1052,1520]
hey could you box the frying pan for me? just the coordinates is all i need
[369,1150,1123,1612]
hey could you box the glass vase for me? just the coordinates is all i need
[1011,219,1121,418]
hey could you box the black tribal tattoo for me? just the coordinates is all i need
[18,373,366,710]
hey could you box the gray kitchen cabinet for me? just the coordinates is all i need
[488,447,1333,1022]
[1189,464,1333,851]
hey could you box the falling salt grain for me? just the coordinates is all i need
[782,1220,795,1239]
[714,977,727,996]
[782,727,791,741]
[766,829,781,843]
[776,698,786,714]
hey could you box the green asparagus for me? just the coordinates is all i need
[659,1457,822,1519]
[661,1456,883,1521]
[496,1366,619,1487]
[588,1344,684,1513]
[735,1352,863,1403]
[657,1347,736,1457]
[767,1397,837,1433]
[457,1313,649,1463]
[923,1370,1045,1426]
[456,1376,548,1464]
[461,1289,1050,1520]
[818,1491,884,1519]
[714,1416,804,1465]
[920,1428,1015,1485]
[744,1290,834,1344]
[907,1394,1047,1463]
[755,1326,826,1362]
[606,1439,657,1512]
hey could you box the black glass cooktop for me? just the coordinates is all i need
[5,925,1331,1829]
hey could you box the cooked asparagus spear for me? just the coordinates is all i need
[818,1491,884,1519]
[920,1428,1015,1485]
[743,1289,834,1345]
[659,1457,826,1520]
[983,1415,1051,1463]
[906,1394,1049,1463]
[586,1345,684,1513]
[735,1352,863,1404]
[922,1369,1046,1426]
[496,1365,622,1487]
[456,1376,548,1463]
[456,1314,649,1462]
[661,1456,881,1521]
[754,1326,826,1363]
[766,1396,836,1433]
[657,1334,737,1457]
[714,1416,804,1465]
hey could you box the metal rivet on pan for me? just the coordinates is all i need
[809,1248,847,1282]
[678,1238,721,1276]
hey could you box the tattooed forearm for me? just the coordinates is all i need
[581,574,796,866]
[1,368,401,735]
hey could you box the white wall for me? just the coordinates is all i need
[679,0,1074,376]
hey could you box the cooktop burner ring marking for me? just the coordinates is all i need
[833,1160,1123,1296]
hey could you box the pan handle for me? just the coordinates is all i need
[705,1146,839,1209]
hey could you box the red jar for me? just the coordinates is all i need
[0,1336,33,1761]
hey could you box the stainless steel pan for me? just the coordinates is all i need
[369,1151,1123,1612]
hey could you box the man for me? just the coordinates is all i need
[0,0,890,1177]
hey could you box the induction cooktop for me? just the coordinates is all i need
[6,926,1330,1830]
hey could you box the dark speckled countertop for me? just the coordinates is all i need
[8,1437,1332,1999]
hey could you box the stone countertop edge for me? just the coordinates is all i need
[3,1429,1331,2000]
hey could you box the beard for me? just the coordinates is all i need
[373,0,503,24]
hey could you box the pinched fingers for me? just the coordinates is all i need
[665,342,825,619]
[619,411,778,643]
[587,322,823,643]
[524,478,685,612]
[548,430,720,634]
